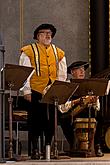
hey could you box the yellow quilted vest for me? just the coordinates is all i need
[21,43,64,93]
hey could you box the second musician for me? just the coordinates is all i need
[58,61,104,157]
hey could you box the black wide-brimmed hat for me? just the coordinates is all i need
[67,61,89,74]
[33,23,56,39]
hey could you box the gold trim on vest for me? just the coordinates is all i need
[51,44,59,77]
[31,43,41,76]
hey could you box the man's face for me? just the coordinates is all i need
[71,66,86,79]
[37,29,52,46]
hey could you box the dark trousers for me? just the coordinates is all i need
[94,111,103,146]
[28,90,55,151]
[58,111,74,149]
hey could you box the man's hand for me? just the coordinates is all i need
[88,96,98,104]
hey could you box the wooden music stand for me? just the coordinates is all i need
[41,80,79,159]
[92,68,110,78]
[70,78,110,157]
[71,78,109,97]
[3,64,33,160]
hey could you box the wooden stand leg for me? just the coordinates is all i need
[8,96,13,159]
[53,100,58,159]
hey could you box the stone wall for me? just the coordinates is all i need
[0,0,89,66]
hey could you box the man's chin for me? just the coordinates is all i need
[79,76,85,79]
[44,41,51,46]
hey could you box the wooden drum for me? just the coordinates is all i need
[74,118,96,154]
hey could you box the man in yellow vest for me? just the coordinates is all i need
[19,23,67,159]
